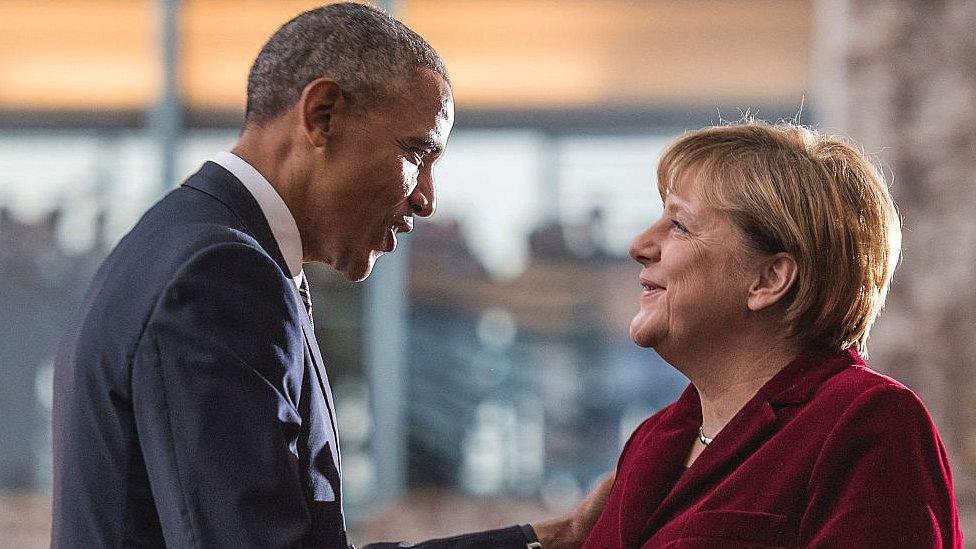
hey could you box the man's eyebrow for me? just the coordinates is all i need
[405,136,443,154]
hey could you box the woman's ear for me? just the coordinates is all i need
[747,252,798,311]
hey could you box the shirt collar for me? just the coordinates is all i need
[211,151,304,279]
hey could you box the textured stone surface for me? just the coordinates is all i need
[817,0,976,539]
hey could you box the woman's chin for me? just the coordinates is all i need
[629,319,662,348]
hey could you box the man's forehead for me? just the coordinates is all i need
[381,69,451,112]
[399,79,453,146]
[410,73,453,124]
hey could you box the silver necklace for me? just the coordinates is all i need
[698,426,713,446]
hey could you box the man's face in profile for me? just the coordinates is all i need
[305,69,455,282]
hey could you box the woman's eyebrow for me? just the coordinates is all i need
[665,201,690,216]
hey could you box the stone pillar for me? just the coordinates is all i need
[815,0,976,537]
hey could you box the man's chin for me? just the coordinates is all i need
[341,253,381,283]
[342,265,371,283]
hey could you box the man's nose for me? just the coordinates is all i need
[409,173,436,218]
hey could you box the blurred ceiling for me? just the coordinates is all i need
[0,0,811,113]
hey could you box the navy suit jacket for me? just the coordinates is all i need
[52,162,348,548]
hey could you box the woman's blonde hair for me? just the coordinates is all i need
[657,119,901,355]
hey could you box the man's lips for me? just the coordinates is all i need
[380,219,413,254]
[382,228,397,253]
[392,219,413,234]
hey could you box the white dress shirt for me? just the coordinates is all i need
[211,151,305,289]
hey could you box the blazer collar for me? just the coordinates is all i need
[641,347,859,536]
[760,347,863,407]
[183,161,290,275]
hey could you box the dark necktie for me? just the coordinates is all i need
[297,272,314,328]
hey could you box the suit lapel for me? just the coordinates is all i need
[182,161,290,275]
[185,161,343,485]
[300,316,342,477]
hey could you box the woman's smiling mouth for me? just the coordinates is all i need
[639,277,665,296]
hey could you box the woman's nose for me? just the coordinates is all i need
[629,222,661,264]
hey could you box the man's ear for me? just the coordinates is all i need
[298,77,345,148]
[747,252,798,311]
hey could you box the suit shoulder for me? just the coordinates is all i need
[177,225,273,260]
[149,208,276,265]
[111,185,274,272]
[167,237,292,293]
[149,240,304,351]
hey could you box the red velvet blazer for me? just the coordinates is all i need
[582,349,961,548]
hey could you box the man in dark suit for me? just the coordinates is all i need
[51,4,452,547]
[52,3,604,547]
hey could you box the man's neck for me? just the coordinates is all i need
[231,122,299,207]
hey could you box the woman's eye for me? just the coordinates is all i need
[671,219,689,234]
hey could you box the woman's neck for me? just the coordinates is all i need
[684,339,799,441]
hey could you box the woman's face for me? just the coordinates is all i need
[628,176,755,360]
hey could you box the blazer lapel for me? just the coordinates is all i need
[642,390,778,537]
[632,387,701,513]
[642,348,858,538]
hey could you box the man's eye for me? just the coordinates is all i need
[408,150,426,165]
[671,219,689,234]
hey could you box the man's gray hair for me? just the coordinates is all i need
[245,2,449,125]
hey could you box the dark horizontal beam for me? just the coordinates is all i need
[453,104,814,135]
[0,103,815,134]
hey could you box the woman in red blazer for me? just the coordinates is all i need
[573,120,961,548]
[369,120,962,548]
